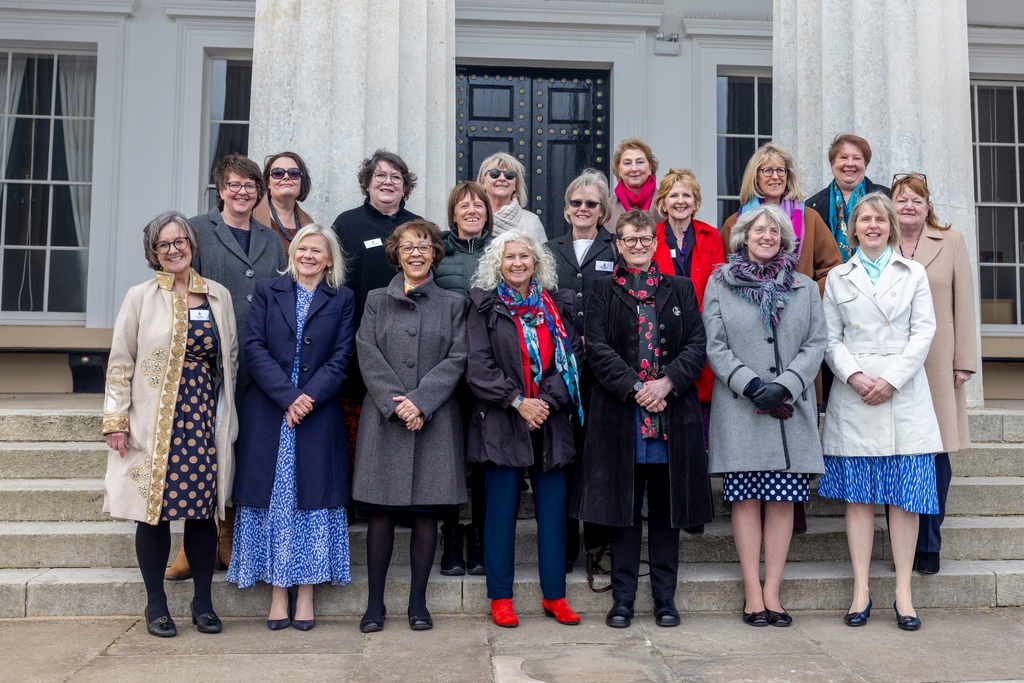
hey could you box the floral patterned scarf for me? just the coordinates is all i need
[497,279,584,425]
[613,262,666,440]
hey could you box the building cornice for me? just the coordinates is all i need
[455,0,664,28]
[681,11,772,38]
[164,0,254,20]
[0,0,138,15]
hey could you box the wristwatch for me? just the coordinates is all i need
[511,395,525,410]
[629,380,644,398]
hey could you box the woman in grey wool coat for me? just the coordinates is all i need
[352,219,468,633]
[703,203,827,627]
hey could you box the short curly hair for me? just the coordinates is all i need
[357,149,417,200]
[212,153,265,210]
[384,219,445,272]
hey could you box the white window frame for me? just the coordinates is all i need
[201,53,253,211]
[713,69,773,227]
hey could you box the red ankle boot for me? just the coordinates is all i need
[491,598,519,628]
[542,597,580,625]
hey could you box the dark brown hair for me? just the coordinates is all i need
[446,181,493,236]
[615,208,657,238]
[263,151,312,202]
[357,149,418,199]
[212,153,265,210]
[384,219,445,271]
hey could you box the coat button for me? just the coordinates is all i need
[303,337,311,345]
[660,337,666,344]
[405,359,415,367]
[407,328,417,336]
[576,292,583,299]
[883,320,890,326]
[577,311,584,318]
[769,366,777,373]
[854,323,860,329]
[300,363,309,372]
[659,324,666,330]
[767,337,774,343]
[891,291,897,297]
[246,294,253,302]
[245,269,254,278]
[576,272,583,279]
[479,411,485,419]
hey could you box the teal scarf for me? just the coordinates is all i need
[857,246,893,285]
[828,179,866,263]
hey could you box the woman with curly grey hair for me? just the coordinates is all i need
[466,230,584,628]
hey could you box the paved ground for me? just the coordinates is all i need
[4,608,1024,683]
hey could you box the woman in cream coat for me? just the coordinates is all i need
[819,193,942,632]
[103,210,238,637]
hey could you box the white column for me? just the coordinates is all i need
[248,0,455,225]
[774,0,983,406]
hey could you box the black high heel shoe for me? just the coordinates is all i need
[843,597,872,627]
[894,601,921,631]
[144,606,177,638]
[190,600,222,633]
[267,589,295,631]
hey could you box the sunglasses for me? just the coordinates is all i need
[486,169,517,180]
[270,167,302,180]
[569,199,600,209]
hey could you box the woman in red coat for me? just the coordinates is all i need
[651,169,724,458]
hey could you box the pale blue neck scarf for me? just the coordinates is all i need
[857,246,893,285]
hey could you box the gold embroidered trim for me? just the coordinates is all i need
[103,361,130,427]
[102,415,130,434]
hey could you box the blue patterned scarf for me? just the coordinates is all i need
[715,249,800,331]
[827,179,866,263]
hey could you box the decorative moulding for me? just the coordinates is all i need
[455,0,664,28]
[164,0,254,20]
[681,15,772,38]
[0,0,138,15]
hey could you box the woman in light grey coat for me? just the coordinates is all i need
[353,219,468,633]
[703,203,827,627]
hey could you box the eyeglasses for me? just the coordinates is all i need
[618,235,655,248]
[155,237,190,254]
[270,167,302,180]
[373,171,404,185]
[893,172,927,185]
[569,199,600,209]
[486,169,517,180]
[399,241,431,254]
[759,167,788,178]
[225,182,258,194]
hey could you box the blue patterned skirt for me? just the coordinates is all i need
[817,455,938,514]
[723,471,811,503]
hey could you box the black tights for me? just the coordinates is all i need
[136,518,217,619]
[365,511,437,619]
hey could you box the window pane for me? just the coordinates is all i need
[208,59,252,121]
[976,86,1015,144]
[0,52,8,115]
[757,78,772,136]
[1,248,45,311]
[721,77,755,135]
[718,136,754,197]
[978,145,1017,203]
[977,206,1016,264]
[4,183,50,246]
[50,184,89,247]
[15,55,53,116]
[51,119,94,182]
[980,265,1018,324]
[54,55,97,117]
[549,89,588,123]
[5,118,50,180]
[207,123,249,182]
[718,199,739,230]
[48,249,87,312]
[471,85,513,120]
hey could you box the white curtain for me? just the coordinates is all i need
[5,54,29,309]
[57,55,96,248]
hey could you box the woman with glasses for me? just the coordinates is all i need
[353,220,468,633]
[254,151,316,250]
[573,209,712,629]
[171,154,287,581]
[476,152,547,243]
[103,211,238,637]
[891,173,977,576]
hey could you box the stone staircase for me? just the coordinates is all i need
[2,399,1023,618]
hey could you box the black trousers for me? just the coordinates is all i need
[609,463,679,601]
[917,452,952,553]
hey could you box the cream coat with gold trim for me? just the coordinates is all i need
[102,269,238,524]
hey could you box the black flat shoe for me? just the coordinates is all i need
[894,602,921,631]
[843,597,872,627]
[916,551,940,575]
[360,605,386,633]
[653,598,680,627]
[605,599,634,628]
[742,601,769,627]
[190,601,222,634]
[767,609,792,627]
[144,606,177,638]
[408,610,433,631]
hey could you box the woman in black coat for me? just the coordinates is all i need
[466,230,585,628]
[572,208,712,629]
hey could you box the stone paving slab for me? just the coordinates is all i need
[0,442,107,479]
[953,443,1024,477]
[0,410,102,443]
[0,479,107,521]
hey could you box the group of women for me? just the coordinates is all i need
[101,132,975,637]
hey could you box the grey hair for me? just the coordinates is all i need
[283,224,347,289]
[476,152,529,209]
[563,168,612,226]
[142,210,199,271]
[729,203,796,255]
[471,229,558,291]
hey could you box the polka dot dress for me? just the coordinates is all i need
[723,471,811,502]
[162,303,217,521]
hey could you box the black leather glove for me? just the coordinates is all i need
[742,377,763,398]
[751,382,790,413]
[769,402,794,420]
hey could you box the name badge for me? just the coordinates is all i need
[670,249,677,258]
[190,309,211,322]
[363,238,383,249]
[595,260,614,272]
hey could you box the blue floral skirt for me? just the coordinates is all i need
[817,454,938,514]
[723,471,811,503]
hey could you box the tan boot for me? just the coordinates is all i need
[217,505,236,569]
[165,545,191,581]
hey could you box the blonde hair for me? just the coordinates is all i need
[847,193,901,249]
[284,224,346,289]
[738,142,804,204]
[612,138,659,178]
[563,169,612,225]
[654,168,703,217]
[476,152,528,208]
[471,230,558,291]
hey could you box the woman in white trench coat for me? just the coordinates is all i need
[818,193,942,632]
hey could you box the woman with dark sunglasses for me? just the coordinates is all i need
[476,152,547,243]
[254,151,316,249]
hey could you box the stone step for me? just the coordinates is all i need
[0,442,108,479]
[0,409,103,443]
[946,477,1024,515]
[968,408,1024,444]
[2,559,1021,618]
[952,443,1024,477]
[0,479,107,521]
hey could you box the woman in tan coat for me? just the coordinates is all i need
[891,173,977,575]
[102,210,238,637]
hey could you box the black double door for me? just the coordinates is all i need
[455,65,611,239]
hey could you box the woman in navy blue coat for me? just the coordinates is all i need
[228,224,356,632]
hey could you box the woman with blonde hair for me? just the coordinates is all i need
[476,152,547,243]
